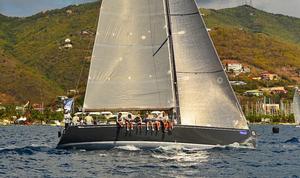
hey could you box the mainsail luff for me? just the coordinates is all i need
[293,88,300,124]
[169,0,248,129]
[83,0,175,111]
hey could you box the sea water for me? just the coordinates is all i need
[0,125,300,177]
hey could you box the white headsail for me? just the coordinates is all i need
[168,0,248,129]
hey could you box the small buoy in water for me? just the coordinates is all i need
[272,126,279,134]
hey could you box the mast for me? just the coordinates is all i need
[164,0,181,124]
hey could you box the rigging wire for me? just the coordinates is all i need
[75,0,102,92]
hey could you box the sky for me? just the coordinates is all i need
[0,0,95,17]
[0,0,300,18]
[196,0,300,18]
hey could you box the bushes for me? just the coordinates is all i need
[0,105,63,123]
[246,113,295,123]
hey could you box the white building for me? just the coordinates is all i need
[65,38,71,43]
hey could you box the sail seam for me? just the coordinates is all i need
[177,70,224,74]
[170,12,199,16]
[95,43,162,48]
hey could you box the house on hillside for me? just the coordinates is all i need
[261,87,287,95]
[224,60,242,72]
[229,81,247,86]
[32,103,44,112]
[260,71,279,81]
[244,90,263,97]
[223,60,250,75]
[262,104,280,115]
[252,76,262,80]
[63,38,73,49]
[65,38,71,43]
[66,10,73,15]
[64,44,73,48]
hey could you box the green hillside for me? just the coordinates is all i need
[201,5,300,45]
[0,2,101,104]
[202,5,300,84]
[0,3,300,104]
[0,50,63,103]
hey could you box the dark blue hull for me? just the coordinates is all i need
[57,125,255,149]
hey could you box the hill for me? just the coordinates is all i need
[202,5,300,84]
[0,3,300,104]
[201,5,300,45]
[0,49,63,103]
[0,2,101,104]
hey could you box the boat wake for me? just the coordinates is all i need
[114,145,141,151]
[150,146,210,163]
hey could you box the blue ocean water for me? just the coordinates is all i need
[0,125,300,177]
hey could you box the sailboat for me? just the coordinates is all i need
[293,88,300,127]
[57,0,255,149]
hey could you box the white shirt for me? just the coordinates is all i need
[84,115,93,125]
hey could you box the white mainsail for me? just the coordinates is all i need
[84,0,175,111]
[168,0,248,129]
[293,88,300,124]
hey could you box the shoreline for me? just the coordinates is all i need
[0,122,297,126]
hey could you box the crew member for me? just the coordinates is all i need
[125,114,134,131]
[116,113,123,128]
[84,113,94,125]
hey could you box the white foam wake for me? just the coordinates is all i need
[114,145,141,151]
[152,150,209,163]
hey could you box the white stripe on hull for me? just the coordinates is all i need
[57,141,219,150]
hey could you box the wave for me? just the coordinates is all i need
[0,144,51,155]
[0,144,70,155]
[154,145,184,152]
[98,153,107,157]
[284,137,300,144]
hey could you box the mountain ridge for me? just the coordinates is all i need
[0,3,299,104]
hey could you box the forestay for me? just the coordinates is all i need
[293,88,300,124]
[168,0,248,129]
[84,0,175,111]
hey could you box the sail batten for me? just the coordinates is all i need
[84,0,175,111]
